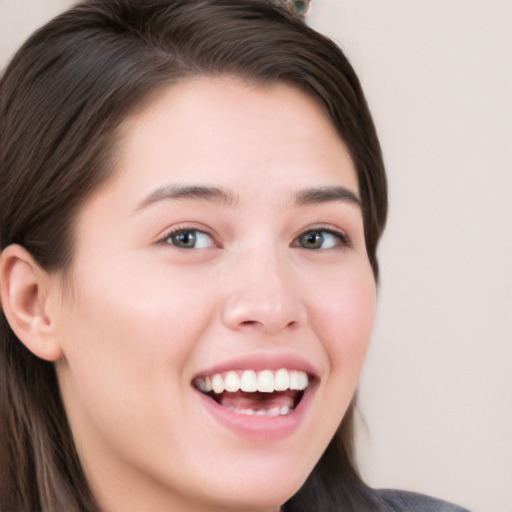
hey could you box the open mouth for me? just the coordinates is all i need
[193,369,309,417]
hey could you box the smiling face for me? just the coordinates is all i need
[52,78,376,512]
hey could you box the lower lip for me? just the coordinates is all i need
[196,387,313,442]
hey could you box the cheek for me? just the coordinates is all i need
[54,256,222,477]
[311,266,376,372]
[56,256,215,411]
[298,264,376,460]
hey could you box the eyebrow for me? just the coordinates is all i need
[293,186,361,208]
[134,183,361,213]
[134,184,235,212]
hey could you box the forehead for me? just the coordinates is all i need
[113,77,357,191]
[71,77,361,234]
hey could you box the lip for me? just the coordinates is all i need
[195,384,314,441]
[192,353,319,441]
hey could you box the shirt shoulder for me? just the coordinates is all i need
[374,489,471,512]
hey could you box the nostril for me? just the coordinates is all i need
[239,320,297,330]
[240,320,261,328]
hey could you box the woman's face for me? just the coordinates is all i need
[53,78,376,512]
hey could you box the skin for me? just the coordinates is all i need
[3,78,377,512]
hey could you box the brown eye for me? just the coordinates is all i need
[297,229,348,250]
[300,231,324,249]
[166,229,214,249]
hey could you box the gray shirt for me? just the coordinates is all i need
[375,489,471,511]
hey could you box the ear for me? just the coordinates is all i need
[0,244,63,361]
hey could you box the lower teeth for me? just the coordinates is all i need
[226,405,293,416]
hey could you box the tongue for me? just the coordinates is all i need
[218,390,297,412]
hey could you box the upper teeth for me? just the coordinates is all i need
[195,369,309,394]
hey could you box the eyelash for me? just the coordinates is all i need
[156,226,350,250]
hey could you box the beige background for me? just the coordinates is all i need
[1,1,511,512]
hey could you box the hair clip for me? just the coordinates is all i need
[286,0,312,19]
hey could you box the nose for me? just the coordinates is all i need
[221,246,307,335]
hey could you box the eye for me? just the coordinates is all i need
[161,228,215,249]
[296,229,349,250]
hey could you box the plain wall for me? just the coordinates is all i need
[308,2,512,512]
[1,2,511,512]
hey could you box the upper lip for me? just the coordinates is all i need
[192,352,320,382]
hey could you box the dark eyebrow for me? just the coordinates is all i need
[293,186,362,208]
[134,184,235,212]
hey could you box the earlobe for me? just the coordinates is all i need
[0,244,63,362]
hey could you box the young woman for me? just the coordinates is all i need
[0,1,470,511]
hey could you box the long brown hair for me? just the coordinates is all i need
[0,1,387,510]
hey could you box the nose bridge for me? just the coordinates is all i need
[221,241,305,333]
